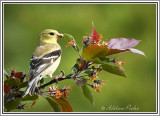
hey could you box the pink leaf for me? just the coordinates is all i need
[107,38,145,56]
[108,38,141,50]
[129,48,146,56]
[91,23,99,45]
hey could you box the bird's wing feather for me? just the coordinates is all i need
[29,49,61,80]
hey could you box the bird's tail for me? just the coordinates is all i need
[23,77,40,97]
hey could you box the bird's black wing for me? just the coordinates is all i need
[29,49,61,80]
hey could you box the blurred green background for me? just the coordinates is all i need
[4,3,156,112]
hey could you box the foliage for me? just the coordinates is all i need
[4,24,145,112]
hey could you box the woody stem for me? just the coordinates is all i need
[39,74,72,89]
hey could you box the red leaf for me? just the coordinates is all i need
[14,72,23,79]
[91,23,99,45]
[4,83,9,93]
[83,45,109,60]
[108,49,130,56]
[52,97,73,112]
[108,38,141,50]
[31,100,37,108]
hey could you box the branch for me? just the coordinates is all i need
[39,74,72,89]
[38,61,92,91]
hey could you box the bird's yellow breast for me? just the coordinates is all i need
[41,56,61,78]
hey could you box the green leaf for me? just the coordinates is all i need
[64,33,74,42]
[40,78,44,84]
[92,58,126,77]
[70,63,79,74]
[81,85,94,105]
[45,97,61,112]
[17,81,28,89]
[76,58,81,64]
[4,92,22,102]
[81,68,93,74]
[4,78,20,87]
[101,64,126,77]
[83,45,109,61]
[63,33,80,52]
[4,98,22,111]
[99,57,110,63]
[51,96,73,112]
[22,94,38,101]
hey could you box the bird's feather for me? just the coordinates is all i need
[23,29,63,96]
[29,49,61,81]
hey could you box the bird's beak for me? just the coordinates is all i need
[57,33,64,39]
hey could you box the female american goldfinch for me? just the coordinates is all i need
[23,29,63,96]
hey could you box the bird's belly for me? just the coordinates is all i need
[42,56,61,78]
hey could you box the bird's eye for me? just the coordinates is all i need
[49,32,55,35]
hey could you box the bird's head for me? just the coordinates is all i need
[38,29,63,45]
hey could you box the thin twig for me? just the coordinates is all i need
[40,91,56,95]
[38,74,72,89]
[77,74,90,78]
[4,69,9,78]
[72,45,82,59]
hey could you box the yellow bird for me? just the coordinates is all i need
[23,29,63,96]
